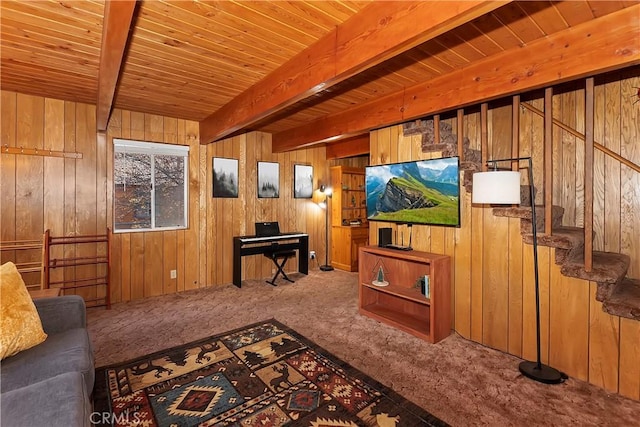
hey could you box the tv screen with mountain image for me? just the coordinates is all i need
[365,157,460,227]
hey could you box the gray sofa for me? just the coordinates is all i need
[1,295,94,427]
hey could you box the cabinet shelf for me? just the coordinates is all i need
[360,302,430,336]
[362,282,430,305]
[358,246,450,343]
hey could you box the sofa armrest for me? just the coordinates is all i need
[34,295,86,334]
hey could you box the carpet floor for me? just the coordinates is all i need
[88,269,640,426]
[93,319,447,426]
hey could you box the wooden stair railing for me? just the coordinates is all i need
[523,81,640,280]
[413,109,639,322]
[519,102,640,174]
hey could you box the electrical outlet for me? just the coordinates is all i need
[170,269,177,279]
[310,250,316,259]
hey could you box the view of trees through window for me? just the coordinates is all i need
[114,141,188,232]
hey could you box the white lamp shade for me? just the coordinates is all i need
[472,171,521,204]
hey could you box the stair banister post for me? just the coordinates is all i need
[544,87,553,236]
[584,77,595,272]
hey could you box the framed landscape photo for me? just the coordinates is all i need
[257,161,279,198]
[212,157,239,198]
[293,164,313,198]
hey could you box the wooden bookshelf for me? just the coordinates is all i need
[358,246,451,343]
[330,165,368,271]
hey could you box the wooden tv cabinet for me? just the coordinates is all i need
[358,246,451,343]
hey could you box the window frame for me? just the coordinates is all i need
[113,138,189,233]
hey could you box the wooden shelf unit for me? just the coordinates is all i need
[44,229,111,309]
[358,246,451,343]
[330,166,369,271]
[0,235,46,290]
[330,165,367,226]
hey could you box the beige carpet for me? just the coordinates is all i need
[87,269,640,426]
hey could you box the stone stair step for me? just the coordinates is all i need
[479,190,639,323]
[602,278,640,321]
[555,245,585,265]
[461,162,480,193]
[491,205,564,232]
[561,250,630,302]
[522,226,585,249]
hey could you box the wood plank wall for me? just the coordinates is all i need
[2,68,638,401]
[106,109,203,301]
[205,132,329,284]
[1,90,330,304]
[108,118,331,296]
[1,92,105,300]
[369,71,640,399]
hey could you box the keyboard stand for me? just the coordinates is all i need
[264,249,296,286]
[233,233,309,287]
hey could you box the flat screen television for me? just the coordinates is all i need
[365,157,460,227]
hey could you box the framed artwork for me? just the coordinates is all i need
[257,161,280,198]
[212,157,239,198]
[293,164,313,198]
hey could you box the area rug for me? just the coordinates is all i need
[93,319,447,426]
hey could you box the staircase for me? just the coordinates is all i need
[405,118,640,322]
[493,206,640,320]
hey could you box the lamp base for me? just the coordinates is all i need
[319,265,334,271]
[519,361,566,384]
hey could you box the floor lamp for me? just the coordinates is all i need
[316,185,334,272]
[472,156,565,384]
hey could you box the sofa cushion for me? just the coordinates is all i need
[1,371,91,427]
[0,327,94,394]
[0,262,48,360]
[35,295,87,334]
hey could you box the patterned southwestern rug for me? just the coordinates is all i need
[93,319,448,426]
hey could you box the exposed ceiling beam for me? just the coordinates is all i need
[199,0,508,145]
[96,0,137,131]
[272,6,640,153]
[326,134,370,159]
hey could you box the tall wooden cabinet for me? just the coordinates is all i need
[330,166,368,271]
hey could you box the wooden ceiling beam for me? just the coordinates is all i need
[326,134,370,160]
[272,6,640,152]
[96,0,137,131]
[199,1,508,145]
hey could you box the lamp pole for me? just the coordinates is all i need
[478,157,565,384]
[518,157,563,383]
[320,189,334,271]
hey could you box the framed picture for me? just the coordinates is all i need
[293,164,313,198]
[257,161,279,198]
[212,157,239,198]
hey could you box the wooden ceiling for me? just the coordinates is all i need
[2,1,639,154]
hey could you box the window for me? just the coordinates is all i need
[113,139,189,232]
